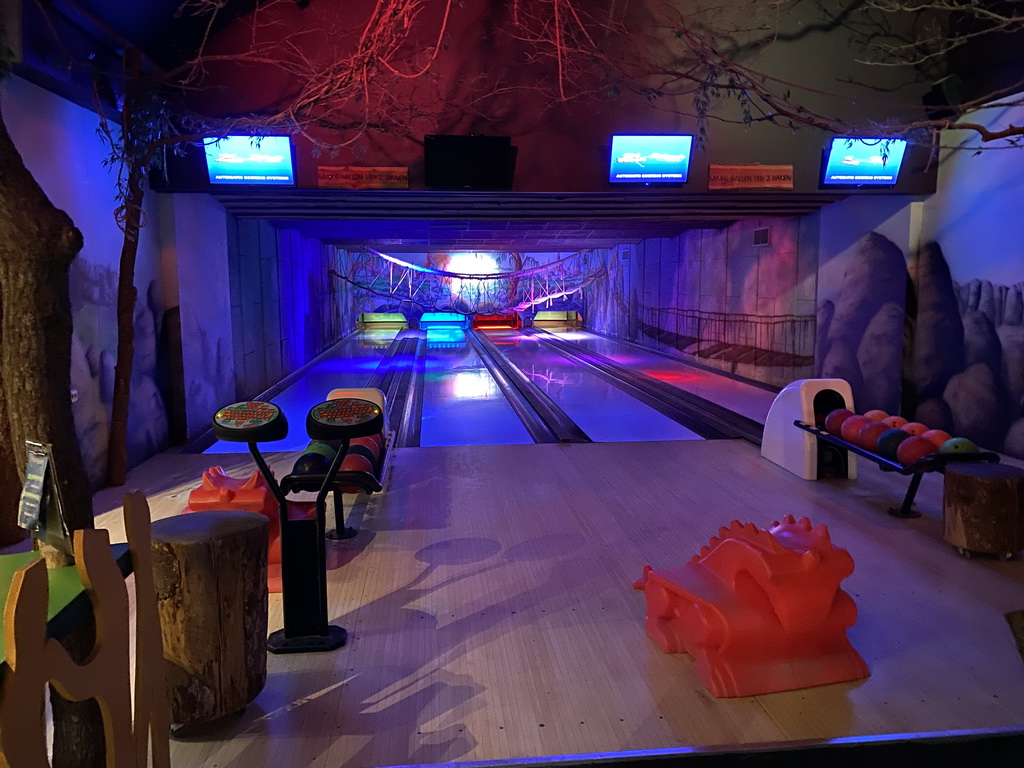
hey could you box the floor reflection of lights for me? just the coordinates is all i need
[451,370,499,399]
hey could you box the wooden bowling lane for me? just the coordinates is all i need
[541,326,778,425]
[92,439,1024,768]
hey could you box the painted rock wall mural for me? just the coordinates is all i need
[815,231,910,415]
[913,241,1024,458]
[817,231,1024,460]
[69,258,171,487]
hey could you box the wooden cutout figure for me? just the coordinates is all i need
[0,490,170,768]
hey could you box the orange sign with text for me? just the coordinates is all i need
[317,166,409,190]
[708,164,794,190]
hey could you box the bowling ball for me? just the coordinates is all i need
[897,435,938,467]
[876,428,911,461]
[840,415,872,443]
[940,437,979,453]
[882,415,909,429]
[858,421,890,451]
[292,452,330,475]
[864,409,889,422]
[824,408,854,436]
[921,429,952,449]
[304,441,339,462]
[902,422,929,437]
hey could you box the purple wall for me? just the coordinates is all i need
[3,75,170,485]
[585,218,818,388]
[227,221,347,400]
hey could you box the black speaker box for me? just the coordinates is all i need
[148,144,210,193]
[922,75,966,121]
[424,135,517,190]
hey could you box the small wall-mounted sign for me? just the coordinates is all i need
[708,164,794,190]
[18,440,71,551]
[317,166,409,190]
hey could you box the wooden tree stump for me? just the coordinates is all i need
[150,510,269,725]
[943,463,1024,559]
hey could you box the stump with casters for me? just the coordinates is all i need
[943,463,1024,560]
[150,510,268,726]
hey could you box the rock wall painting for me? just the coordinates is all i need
[818,231,1024,460]
[69,258,170,487]
[912,241,1024,458]
[177,300,234,441]
[815,231,910,414]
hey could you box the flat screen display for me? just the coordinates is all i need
[204,135,295,185]
[821,137,908,187]
[609,135,693,183]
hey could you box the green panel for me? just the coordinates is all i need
[0,544,131,666]
[0,553,83,663]
[535,311,577,322]
[359,313,408,324]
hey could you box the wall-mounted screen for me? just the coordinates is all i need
[609,135,693,183]
[821,137,908,187]
[204,135,295,185]
[424,135,516,190]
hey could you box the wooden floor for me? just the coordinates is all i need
[92,439,1024,768]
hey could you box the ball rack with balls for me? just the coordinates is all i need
[793,420,1000,518]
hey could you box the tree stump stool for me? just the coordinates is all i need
[943,463,1024,559]
[150,510,269,725]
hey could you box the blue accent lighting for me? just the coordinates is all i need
[204,135,295,185]
[421,312,469,329]
[609,135,693,183]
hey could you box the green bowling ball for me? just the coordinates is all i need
[304,440,339,462]
[876,428,911,461]
[939,437,978,453]
[292,452,331,475]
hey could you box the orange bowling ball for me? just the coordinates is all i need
[864,409,889,422]
[921,429,952,448]
[902,422,929,437]
[896,435,938,467]
[858,421,890,452]
[824,408,855,436]
[882,415,909,429]
[840,415,873,443]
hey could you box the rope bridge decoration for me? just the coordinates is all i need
[330,248,607,315]
[637,299,815,368]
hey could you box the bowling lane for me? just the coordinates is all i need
[543,327,775,424]
[204,327,401,453]
[483,329,702,442]
[418,328,533,447]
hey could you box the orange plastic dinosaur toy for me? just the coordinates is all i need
[634,515,869,697]
[183,466,315,592]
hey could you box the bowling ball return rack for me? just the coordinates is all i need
[213,397,385,654]
[794,421,1000,519]
[281,438,393,541]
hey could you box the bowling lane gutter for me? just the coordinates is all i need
[524,328,764,445]
[386,333,425,448]
[184,328,369,453]
[469,330,592,444]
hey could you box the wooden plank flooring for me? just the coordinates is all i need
[91,440,1024,767]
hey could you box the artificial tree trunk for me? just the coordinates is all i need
[0,94,105,768]
[106,167,144,487]
[105,47,145,488]
[0,101,93,533]
[0,300,27,545]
